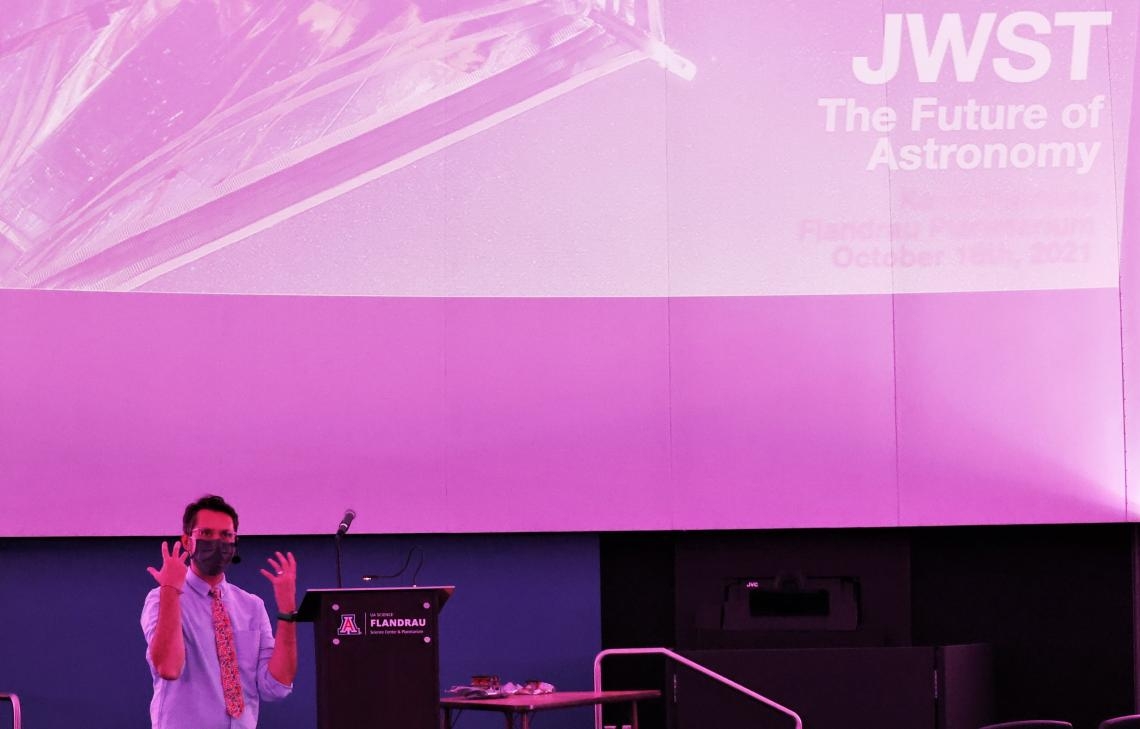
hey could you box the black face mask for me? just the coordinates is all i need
[191,539,236,576]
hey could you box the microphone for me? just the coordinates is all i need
[334,509,356,589]
[337,509,356,537]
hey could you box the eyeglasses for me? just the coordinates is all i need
[190,528,238,543]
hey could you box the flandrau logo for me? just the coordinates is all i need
[337,614,362,636]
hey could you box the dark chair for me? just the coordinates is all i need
[0,693,21,729]
[1100,716,1140,729]
[979,722,1072,729]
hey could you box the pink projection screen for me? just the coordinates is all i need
[1,0,1138,535]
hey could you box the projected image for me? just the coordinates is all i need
[0,0,1137,536]
[0,1,1134,296]
[668,2,1134,296]
[0,0,693,290]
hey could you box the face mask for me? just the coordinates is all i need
[191,538,236,576]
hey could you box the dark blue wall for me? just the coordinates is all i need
[0,533,600,729]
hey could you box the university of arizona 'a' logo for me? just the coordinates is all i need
[337,614,362,636]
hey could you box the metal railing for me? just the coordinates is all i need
[0,692,21,729]
[593,647,802,729]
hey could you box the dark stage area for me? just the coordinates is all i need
[600,524,1138,729]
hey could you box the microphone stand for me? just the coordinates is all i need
[333,510,354,588]
[335,531,344,589]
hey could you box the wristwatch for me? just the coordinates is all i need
[276,611,300,622]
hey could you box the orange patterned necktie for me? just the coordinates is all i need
[209,588,245,718]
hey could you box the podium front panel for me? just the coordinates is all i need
[307,588,447,729]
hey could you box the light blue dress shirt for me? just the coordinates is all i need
[142,570,292,729]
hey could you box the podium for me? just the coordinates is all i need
[296,586,454,729]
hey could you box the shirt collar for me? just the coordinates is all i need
[185,568,228,598]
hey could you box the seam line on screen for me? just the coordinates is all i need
[1106,0,1129,521]
[881,0,903,527]
[665,62,676,532]
[1115,0,1140,521]
[442,292,451,530]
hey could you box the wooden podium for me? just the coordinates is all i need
[296,586,454,729]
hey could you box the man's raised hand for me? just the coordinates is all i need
[147,540,190,590]
[261,551,298,614]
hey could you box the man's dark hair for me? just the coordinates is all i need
[182,495,240,535]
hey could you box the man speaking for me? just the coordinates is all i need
[142,495,298,728]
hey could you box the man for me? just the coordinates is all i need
[142,495,298,728]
